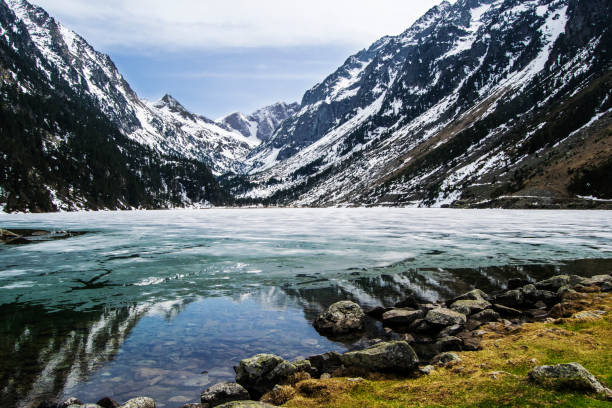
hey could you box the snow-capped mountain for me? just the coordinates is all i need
[218,102,300,144]
[237,0,612,208]
[3,0,256,175]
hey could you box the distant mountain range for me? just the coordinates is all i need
[1,0,610,212]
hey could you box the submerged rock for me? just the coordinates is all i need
[529,363,612,398]
[340,341,418,373]
[201,382,250,407]
[235,354,297,398]
[425,308,467,327]
[313,301,365,335]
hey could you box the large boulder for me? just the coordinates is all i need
[313,301,365,335]
[340,341,418,373]
[495,285,557,308]
[382,309,424,326]
[119,398,155,408]
[425,308,467,327]
[529,363,612,398]
[201,382,250,407]
[450,299,491,315]
[449,289,489,304]
[235,354,297,398]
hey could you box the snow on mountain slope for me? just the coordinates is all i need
[236,0,612,207]
[218,102,299,145]
[4,0,255,175]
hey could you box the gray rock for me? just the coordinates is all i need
[535,275,572,291]
[472,309,500,323]
[437,324,463,338]
[340,341,419,373]
[201,382,250,406]
[529,363,612,398]
[215,402,277,408]
[492,304,523,317]
[425,308,467,327]
[450,289,489,303]
[382,308,424,326]
[60,398,83,408]
[119,398,155,408]
[419,365,435,375]
[235,354,297,398]
[435,336,463,351]
[450,299,491,315]
[179,404,207,408]
[313,301,365,335]
[306,352,342,376]
[292,359,316,376]
[432,352,461,366]
[582,275,612,289]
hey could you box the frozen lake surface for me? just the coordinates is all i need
[0,208,611,407]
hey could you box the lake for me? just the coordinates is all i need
[1,208,611,407]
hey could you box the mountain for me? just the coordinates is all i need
[0,0,230,212]
[2,0,256,176]
[218,102,300,145]
[238,0,612,208]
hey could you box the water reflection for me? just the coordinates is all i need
[2,258,609,407]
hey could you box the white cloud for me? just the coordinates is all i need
[30,0,449,51]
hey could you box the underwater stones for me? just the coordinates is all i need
[340,341,418,373]
[118,398,155,408]
[529,363,612,399]
[201,382,250,407]
[381,308,424,326]
[313,301,365,335]
[234,354,297,398]
[425,308,467,327]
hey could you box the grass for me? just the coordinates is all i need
[284,292,612,408]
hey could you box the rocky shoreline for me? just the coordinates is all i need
[38,273,612,408]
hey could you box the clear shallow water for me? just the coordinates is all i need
[0,208,611,407]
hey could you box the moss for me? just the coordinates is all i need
[285,293,612,408]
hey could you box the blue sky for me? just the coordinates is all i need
[31,0,448,118]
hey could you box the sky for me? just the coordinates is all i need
[31,0,449,119]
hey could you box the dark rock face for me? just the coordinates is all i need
[201,382,250,407]
[313,301,366,335]
[529,363,612,398]
[220,103,300,143]
[340,341,419,373]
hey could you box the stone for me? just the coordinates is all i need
[431,352,461,366]
[419,365,435,375]
[60,398,83,408]
[365,306,391,319]
[435,336,463,351]
[581,275,612,288]
[292,359,316,376]
[449,289,489,303]
[529,363,612,398]
[307,352,343,376]
[118,398,155,408]
[381,308,424,326]
[450,299,491,316]
[492,304,523,317]
[508,278,530,290]
[313,301,365,335]
[472,309,500,323]
[215,402,277,408]
[201,382,250,407]
[340,341,419,373]
[574,284,601,293]
[179,404,207,408]
[572,311,603,321]
[437,324,463,338]
[235,354,297,398]
[535,275,572,291]
[425,308,467,327]
[549,302,584,318]
[408,318,433,333]
[97,397,120,408]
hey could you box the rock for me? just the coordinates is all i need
[431,352,461,366]
[340,341,419,373]
[450,299,491,315]
[215,402,277,408]
[465,319,483,331]
[201,382,250,407]
[581,275,612,289]
[313,301,365,335]
[179,404,207,408]
[528,363,612,398]
[365,306,391,319]
[508,278,530,290]
[306,352,342,376]
[435,336,463,352]
[97,397,120,408]
[408,318,433,333]
[418,303,438,313]
[320,373,331,380]
[419,365,435,375]
[549,302,583,318]
[457,332,482,351]
[495,285,557,308]
[492,304,523,317]
[235,354,297,398]
[60,398,83,408]
[118,398,155,408]
[535,275,572,291]
[573,284,601,293]
[472,309,500,323]
[449,289,489,303]
[425,308,467,327]
[572,311,603,321]
[381,308,424,326]
[437,324,463,338]
[292,359,316,376]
